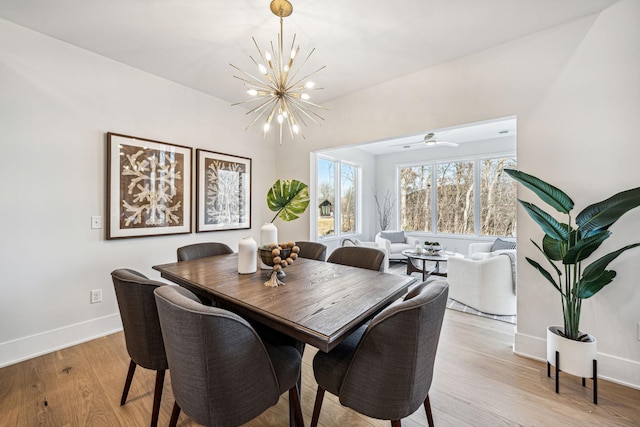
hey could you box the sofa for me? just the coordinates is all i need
[446,239,516,315]
[374,231,420,262]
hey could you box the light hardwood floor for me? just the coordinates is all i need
[1,309,639,426]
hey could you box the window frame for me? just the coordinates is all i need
[396,152,516,238]
[314,154,362,240]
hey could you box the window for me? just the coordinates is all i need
[316,157,360,238]
[437,161,474,234]
[399,165,432,232]
[398,156,516,237]
[480,157,517,236]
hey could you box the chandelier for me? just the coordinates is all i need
[230,0,325,144]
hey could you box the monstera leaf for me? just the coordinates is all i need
[267,179,310,222]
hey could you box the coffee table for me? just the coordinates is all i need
[401,249,463,281]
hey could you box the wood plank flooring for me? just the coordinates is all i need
[1,309,639,426]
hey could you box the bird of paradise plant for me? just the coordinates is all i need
[505,169,640,341]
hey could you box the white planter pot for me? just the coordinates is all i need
[547,326,597,378]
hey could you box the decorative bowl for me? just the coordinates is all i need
[258,246,292,266]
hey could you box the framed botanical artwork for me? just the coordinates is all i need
[107,132,192,239]
[196,149,251,232]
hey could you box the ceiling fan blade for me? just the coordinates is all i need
[434,141,458,147]
[388,140,423,147]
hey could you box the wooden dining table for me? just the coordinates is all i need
[153,253,417,352]
[153,253,417,353]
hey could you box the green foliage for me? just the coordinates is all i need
[267,179,310,223]
[505,169,640,341]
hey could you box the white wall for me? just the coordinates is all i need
[277,1,640,388]
[0,18,277,366]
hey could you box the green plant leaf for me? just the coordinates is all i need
[576,187,640,235]
[526,257,562,293]
[582,243,640,280]
[505,169,574,214]
[533,238,562,276]
[519,200,570,241]
[541,234,565,261]
[577,270,617,299]
[563,230,610,264]
[267,179,310,222]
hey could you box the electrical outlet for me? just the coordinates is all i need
[90,289,102,304]
[91,216,102,229]
[637,322,640,341]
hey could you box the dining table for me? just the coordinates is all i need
[153,253,417,353]
[153,253,417,427]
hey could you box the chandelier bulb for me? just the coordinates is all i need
[247,89,258,96]
[263,123,271,133]
[305,81,315,89]
[301,93,310,100]
[258,64,267,75]
[277,114,284,124]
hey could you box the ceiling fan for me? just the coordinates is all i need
[389,132,459,149]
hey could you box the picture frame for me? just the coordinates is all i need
[196,149,251,232]
[107,132,192,239]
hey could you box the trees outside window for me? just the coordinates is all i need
[341,164,357,233]
[480,157,517,236]
[316,157,360,238]
[437,161,474,234]
[398,156,516,237]
[399,165,432,232]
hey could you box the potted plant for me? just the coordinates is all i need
[505,169,640,383]
[423,241,442,253]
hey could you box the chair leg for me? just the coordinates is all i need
[391,421,402,427]
[169,401,181,427]
[424,394,435,427]
[310,386,326,427]
[289,384,305,427]
[150,370,166,427]
[120,360,137,405]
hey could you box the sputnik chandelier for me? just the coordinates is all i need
[230,0,326,144]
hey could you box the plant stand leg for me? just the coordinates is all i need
[555,350,560,394]
[593,359,598,405]
[550,351,598,404]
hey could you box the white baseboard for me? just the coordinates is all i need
[514,330,640,390]
[0,314,123,368]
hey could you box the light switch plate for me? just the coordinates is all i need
[91,216,102,229]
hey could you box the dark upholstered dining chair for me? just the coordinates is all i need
[327,246,386,271]
[176,242,233,261]
[310,279,449,427]
[111,269,169,427]
[296,241,328,261]
[154,285,305,427]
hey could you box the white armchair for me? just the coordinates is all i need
[447,241,516,315]
[375,231,420,262]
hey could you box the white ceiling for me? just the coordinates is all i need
[354,116,517,156]
[0,0,617,106]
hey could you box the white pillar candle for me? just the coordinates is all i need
[238,236,257,274]
[260,223,278,269]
